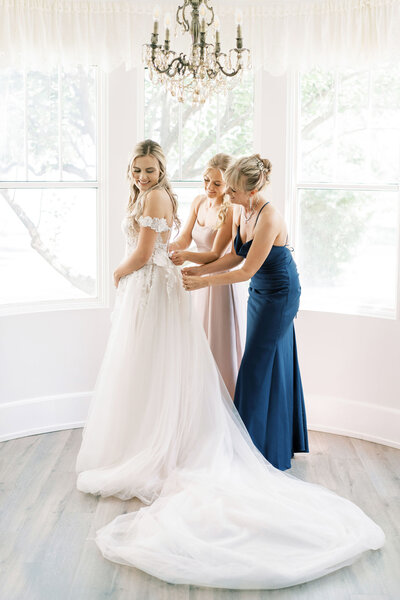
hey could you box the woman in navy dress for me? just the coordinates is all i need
[182,154,308,470]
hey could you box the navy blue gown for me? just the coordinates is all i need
[233,203,309,470]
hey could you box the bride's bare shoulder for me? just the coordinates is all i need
[143,188,172,218]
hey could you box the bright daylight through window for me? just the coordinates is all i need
[144,69,254,226]
[0,66,99,310]
[295,66,400,318]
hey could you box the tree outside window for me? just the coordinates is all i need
[0,67,99,308]
[295,66,400,318]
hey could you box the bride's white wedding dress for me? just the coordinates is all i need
[76,214,384,590]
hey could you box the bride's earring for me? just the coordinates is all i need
[249,196,253,212]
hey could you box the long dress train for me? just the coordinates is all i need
[234,203,308,470]
[191,219,243,398]
[76,214,384,590]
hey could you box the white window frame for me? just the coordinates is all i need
[287,70,400,320]
[0,68,109,316]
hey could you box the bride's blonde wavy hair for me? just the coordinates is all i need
[204,153,233,230]
[126,139,180,229]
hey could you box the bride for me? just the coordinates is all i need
[76,139,384,590]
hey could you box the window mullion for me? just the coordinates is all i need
[333,70,339,181]
[23,69,28,182]
[0,181,99,189]
[367,70,373,181]
[178,103,183,180]
[296,182,397,192]
[216,93,220,152]
[58,66,63,181]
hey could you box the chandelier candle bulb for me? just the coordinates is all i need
[235,8,243,26]
[215,15,220,44]
[235,8,243,41]
[164,13,171,42]
[153,5,160,20]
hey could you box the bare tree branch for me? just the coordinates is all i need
[1,189,95,295]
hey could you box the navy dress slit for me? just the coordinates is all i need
[233,203,309,470]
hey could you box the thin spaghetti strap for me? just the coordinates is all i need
[253,202,270,230]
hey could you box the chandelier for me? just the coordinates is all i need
[142,1,251,104]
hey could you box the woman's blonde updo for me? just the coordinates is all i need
[204,152,233,230]
[126,139,180,229]
[225,153,272,194]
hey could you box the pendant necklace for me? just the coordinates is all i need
[244,198,259,223]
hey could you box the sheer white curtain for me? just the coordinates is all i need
[0,0,399,71]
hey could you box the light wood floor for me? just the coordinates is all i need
[0,429,399,600]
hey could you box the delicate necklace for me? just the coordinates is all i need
[244,198,259,222]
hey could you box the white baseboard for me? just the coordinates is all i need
[0,392,91,442]
[0,391,399,450]
[306,394,400,450]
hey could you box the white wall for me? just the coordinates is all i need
[1,66,399,448]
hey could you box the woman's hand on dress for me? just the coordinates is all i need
[181,265,203,276]
[182,273,208,291]
[169,250,187,266]
[168,241,178,252]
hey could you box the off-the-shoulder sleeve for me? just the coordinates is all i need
[138,215,171,233]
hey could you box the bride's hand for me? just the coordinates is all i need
[113,268,123,288]
[181,265,202,276]
[182,273,208,291]
[169,251,186,266]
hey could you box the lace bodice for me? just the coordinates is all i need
[122,214,172,268]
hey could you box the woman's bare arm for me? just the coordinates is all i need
[182,208,281,289]
[113,191,170,286]
[170,208,233,265]
[182,205,242,275]
[168,194,204,251]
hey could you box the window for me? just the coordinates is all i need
[291,67,400,318]
[144,70,254,225]
[0,66,103,312]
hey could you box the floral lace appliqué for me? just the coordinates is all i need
[138,215,171,233]
[119,213,181,309]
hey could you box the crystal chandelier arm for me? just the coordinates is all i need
[151,53,191,77]
[215,50,243,77]
[177,1,190,32]
[203,0,214,26]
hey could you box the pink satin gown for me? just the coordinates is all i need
[191,220,244,398]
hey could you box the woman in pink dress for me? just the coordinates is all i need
[169,153,244,398]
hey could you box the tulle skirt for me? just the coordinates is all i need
[76,262,384,589]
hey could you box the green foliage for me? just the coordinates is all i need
[299,189,372,285]
[300,66,400,183]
